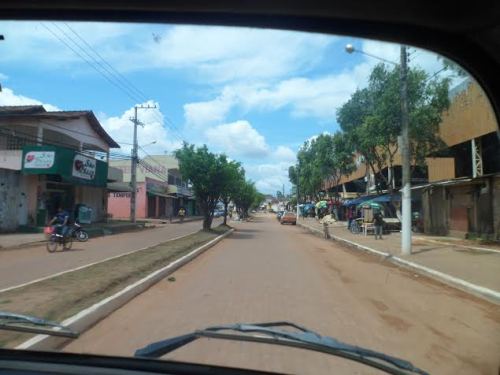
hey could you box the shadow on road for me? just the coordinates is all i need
[235,228,261,233]
[230,232,257,240]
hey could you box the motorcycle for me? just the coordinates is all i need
[45,226,73,253]
[70,221,89,242]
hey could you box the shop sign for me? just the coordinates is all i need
[146,179,169,196]
[23,151,55,169]
[72,153,96,180]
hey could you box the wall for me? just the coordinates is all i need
[439,81,498,147]
[107,183,146,219]
[0,150,22,170]
[426,157,456,182]
[0,170,20,231]
[493,177,500,240]
[77,186,106,222]
[448,185,473,237]
[423,186,449,235]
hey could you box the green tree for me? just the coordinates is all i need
[219,158,245,226]
[175,143,227,230]
[234,180,258,219]
[337,63,450,193]
[289,133,355,200]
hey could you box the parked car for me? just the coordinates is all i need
[280,212,297,225]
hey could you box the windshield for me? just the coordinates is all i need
[0,20,499,375]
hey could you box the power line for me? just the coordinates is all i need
[63,22,149,102]
[42,22,188,143]
[49,22,144,104]
[40,23,143,105]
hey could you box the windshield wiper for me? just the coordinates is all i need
[135,322,428,375]
[0,311,79,338]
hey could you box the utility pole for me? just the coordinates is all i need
[130,104,157,223]
[296,164,300,221]
[400,45,412,255]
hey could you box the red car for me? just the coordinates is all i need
[280,212,297,225]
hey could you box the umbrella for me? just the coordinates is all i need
[358,200,383,209]
[315,200,328,208]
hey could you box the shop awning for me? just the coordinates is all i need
[22,145,108,187]
[343,195,377,207]
[107,182,133,192]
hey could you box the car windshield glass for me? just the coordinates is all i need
[0,20,499,375]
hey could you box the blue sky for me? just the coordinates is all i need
[0,21,451,194]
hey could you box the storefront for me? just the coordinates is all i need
[21,145,108,225]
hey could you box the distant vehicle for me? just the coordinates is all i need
[276,210,285,220]
[280,212,297,225]
[213,210,225,218]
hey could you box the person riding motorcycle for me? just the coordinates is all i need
[48,207,70,238]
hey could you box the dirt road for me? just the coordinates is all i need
[0,219,220,290]
[64,214,500,374]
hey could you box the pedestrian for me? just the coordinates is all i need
[347,206,353,229]
[373,209,384,240]
[323,220,330,239]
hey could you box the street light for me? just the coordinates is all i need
[345,44,411,255]
[140,140,157,148]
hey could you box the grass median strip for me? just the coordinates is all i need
[0,224,231,348]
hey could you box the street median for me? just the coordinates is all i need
[0,225,233,350]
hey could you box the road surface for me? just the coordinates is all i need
[64,214,500,374]
[0,219,220,291]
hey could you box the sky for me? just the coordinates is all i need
[0,21,457,194]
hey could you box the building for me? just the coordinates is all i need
[324,79,500,239]
[0,105,120,231]
[107,155,196,219]
[416,80,500,239]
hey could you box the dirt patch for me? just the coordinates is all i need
[379,313,413,332]
[369,298,389,312]
[0,226,229,348]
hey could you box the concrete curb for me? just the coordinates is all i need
[297,222,500,305]
[15,229,234,351]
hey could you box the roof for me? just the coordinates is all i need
[0,105,46,115]
[411,173,500,190]
[0,106,120,148]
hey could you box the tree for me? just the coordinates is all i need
[288,133,355,200]
[234,180,258,219]
[337,63,450,193]
[219,158,245,226]
[175,143,227,231]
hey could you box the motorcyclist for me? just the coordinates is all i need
[49,207,70,238]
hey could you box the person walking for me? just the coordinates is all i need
[373,209,384,240]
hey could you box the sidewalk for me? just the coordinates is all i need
[298,217,500,304]
[0,216,205,250]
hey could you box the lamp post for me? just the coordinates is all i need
[345,44,411,255]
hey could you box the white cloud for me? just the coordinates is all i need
[204,120,269,158]
[0,73,8,81]
[0,87,60,111]
[183,89,234,128]
[98,101,182,155]
[147,26,334,83]
[273,146,296,163]
[0,21,132,68]
[246,161,293,194]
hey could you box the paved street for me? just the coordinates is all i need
[64,214,500,375]
[0,219,220,291]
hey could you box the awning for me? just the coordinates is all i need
[411,177,484,190]
[343,195,378,207]
[368,193,401,203]
[22,145,108,187]
[107,182,133,192]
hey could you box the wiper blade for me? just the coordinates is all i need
[0,311,79,338]
[136,322,428,375]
